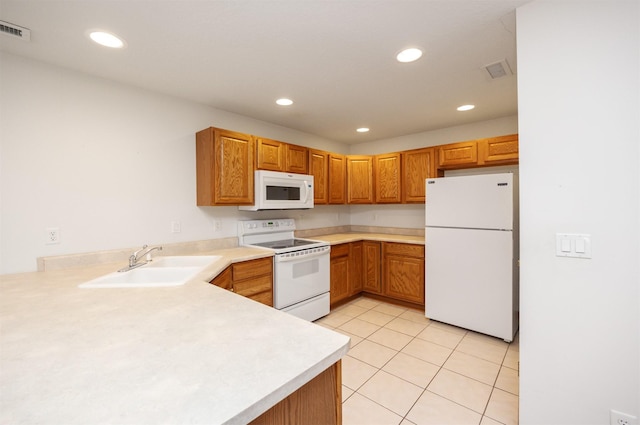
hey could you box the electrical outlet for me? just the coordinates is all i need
[213,220,221,232]
[46,227,60,245]
[611,410,638,425]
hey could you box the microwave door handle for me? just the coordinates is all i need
[303,180,311,203]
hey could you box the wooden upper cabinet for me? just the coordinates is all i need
[374,153,401,203]
[347,155,374,204]
[401,147,436,203]
[286,144,308,174]
[478,134,519,165]
[328,153,347,204]
[196,127,254,206]
[437,140,478,168]
[257,139,309,173]
[256,138,286,171]
[309,149,329,204]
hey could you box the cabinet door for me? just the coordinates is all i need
[375,153,401,203]
[196,127,255,206]
[347,155,374,204]
[349,242,363,295]
[286,144,308,174]
[330,243,350,305]
[362,241,381,294]
[437,141,478,168]
[479,134,519,165]
[383,243,425,305]
[402,147,435,203]
[328,153,346,204]
[383,255,425,305]
[309,149,329,204]
[257,138,286,171]
[231,257,273,306]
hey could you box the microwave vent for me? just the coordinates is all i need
[0,20,31,41]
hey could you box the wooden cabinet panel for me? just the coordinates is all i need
[375,153,401,203]
[347,155,374,204]
[384,242,425,258]
[437,141,478,168]
[330,255,350,305]
[210,257,273,306]
[211,266,232,290]
[196,127,254,206]
[257,138,286,171]
[383,256,424,305]
[250,361,341,425]
[402,147,435,203]
[286,144,308,174]
[234,274,273,299]
[382,242,425,305]
[349,242,363,295]
[479,134,519,165]
[362,241,381,294]
[309,149,329,204]
[328,153,346,204]
[232,257,273,281]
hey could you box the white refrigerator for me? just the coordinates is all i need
[425,173,519,342]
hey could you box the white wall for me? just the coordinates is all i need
[0,53,347,274]
[349,115,518,155]
[517,1,639,424]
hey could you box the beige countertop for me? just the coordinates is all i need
[0,247,350,425]
[311,232,425,245]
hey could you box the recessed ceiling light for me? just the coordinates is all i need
[457,104,475,111]
[356,127,370,133]
[396,48,423,63]
[89,31,125,48]
[276,98,293,106]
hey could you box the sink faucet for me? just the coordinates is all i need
[119,244,163,271]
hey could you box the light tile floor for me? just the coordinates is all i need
[315,296,519,425]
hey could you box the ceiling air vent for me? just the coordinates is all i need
[484,59,512,79]
[0,20,31,41]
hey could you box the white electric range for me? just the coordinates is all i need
[238,219,331,321]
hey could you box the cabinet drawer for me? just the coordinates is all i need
[384,242,424,258]
[232,257,273,281]
[330,243,350,258]
[234,274,273,297]
[248,290,273,306]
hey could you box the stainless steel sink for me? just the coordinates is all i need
[79,255,221,288]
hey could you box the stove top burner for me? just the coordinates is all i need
[252,238,318,250]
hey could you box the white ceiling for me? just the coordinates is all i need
[0,0,530,144]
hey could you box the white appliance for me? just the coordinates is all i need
[425,173,519,342]
[239,170,314,211]
[238,219,330,321]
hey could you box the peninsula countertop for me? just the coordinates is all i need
[0,247,350,425]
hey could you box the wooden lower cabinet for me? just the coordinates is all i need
[250,360,342,425]
[211,257,273,306]
[382,242,425,305]
[349,242,363,295]
[362,241,382,294]
[330,243,350,306]
[329,241,425,308]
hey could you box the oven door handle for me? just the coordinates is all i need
[275,249,329,263]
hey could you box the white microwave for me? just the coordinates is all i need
[239,170,314,211]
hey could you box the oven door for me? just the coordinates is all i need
[273,249,330,309]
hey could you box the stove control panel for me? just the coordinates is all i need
[238,219,296,235]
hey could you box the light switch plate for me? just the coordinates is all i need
[556,233,592,259]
